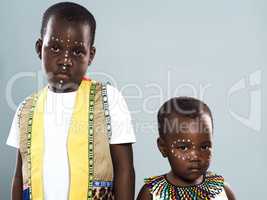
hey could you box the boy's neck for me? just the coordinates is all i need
[48,84,79,93]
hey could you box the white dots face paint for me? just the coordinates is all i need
[64,50,69,60]
[64,51,69,65]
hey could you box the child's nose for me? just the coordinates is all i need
[57,52,73,68]
[189,149,201,161]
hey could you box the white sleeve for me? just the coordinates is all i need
[6,103,23,149]
[107,85,136,144]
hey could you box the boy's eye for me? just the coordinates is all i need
[73,49,84,56]
[50,46,60,53]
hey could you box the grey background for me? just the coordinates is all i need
[1,0,266,199]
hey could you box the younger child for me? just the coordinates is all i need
[137,97,236,200]
[7,2,135,200]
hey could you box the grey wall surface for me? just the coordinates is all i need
[1,0,266,199]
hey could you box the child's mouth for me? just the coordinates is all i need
[55,73,70,80]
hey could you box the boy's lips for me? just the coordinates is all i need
[55,73,70,79]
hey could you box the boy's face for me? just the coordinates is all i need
[36,15,95,92]
[158,114,213,185]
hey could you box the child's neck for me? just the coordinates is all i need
[166,171,204,187]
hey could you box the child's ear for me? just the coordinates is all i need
[157,137,168,158]
[35,39,43,59]
[88,46,96,66]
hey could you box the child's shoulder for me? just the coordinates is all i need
[205,171,225,181]
[144,174,165,186]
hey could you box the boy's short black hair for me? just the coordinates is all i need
[41,2,96,45]
[157,97,213,136]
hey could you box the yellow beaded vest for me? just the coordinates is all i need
[18,80,114,200]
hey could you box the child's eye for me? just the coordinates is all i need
[201,145,211,151]
[50,46,60,53]
[178,145,188,151]
[73,49,84,56]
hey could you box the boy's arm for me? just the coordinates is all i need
[136,185,152,200]
[12,149,22,200]
[110,143,135,200]
[224,183,236,200]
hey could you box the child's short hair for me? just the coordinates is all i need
[41,2,96,45]
[157,97,213,136]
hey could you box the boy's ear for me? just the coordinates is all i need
[35,39,43,59]
[88,46,96,66]
[157,137,168,158]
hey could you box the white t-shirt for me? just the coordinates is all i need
[6,84,136,200]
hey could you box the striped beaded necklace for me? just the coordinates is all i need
[145,172,224,200]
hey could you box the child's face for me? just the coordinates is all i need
[158,114,213,184]
[36,15,95,92]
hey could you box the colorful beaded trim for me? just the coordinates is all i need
[145,172,224,200]
[26,94,39,200]
[101,84,112,140]
[93,180,113,188]
[87,81,96,200]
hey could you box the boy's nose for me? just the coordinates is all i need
[57,57,73,68]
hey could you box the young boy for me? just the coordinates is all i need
[7,2,136,200]
[137,97,236,200]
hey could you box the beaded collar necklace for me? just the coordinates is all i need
[145,172,224,200]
